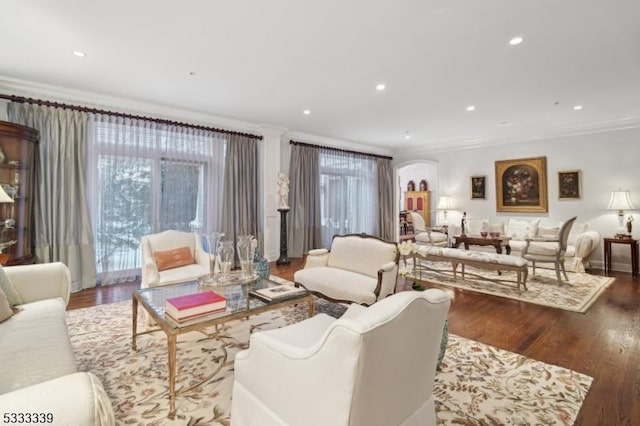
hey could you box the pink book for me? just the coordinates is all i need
[166,291,225,310]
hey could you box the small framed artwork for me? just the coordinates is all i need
[558,170,581,200]
[470,176,486,199]
[495,156,548,213]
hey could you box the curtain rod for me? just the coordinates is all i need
[290,140,392,160]
[0,94,263,140]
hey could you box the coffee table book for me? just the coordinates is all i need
[165,290,226,321]
[250,285,306,302]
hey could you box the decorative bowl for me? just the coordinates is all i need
[480,231,488,238]
[489,231,501,238]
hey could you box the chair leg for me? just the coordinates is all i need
[532,262,536,276]
[560,259,569,281]
[555,261,562,282]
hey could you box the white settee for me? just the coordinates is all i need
[0,263,115,425]
[294,234,399,305]
[449,217,600,272]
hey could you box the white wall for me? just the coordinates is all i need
[394,127,640,272]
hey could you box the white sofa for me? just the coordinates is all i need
[449,217,600,273]
[231,289,451,426]
[294,234,399,305]
[0,262,115,425]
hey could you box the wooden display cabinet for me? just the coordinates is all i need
[404,190,431,227]
[0,121,37,265]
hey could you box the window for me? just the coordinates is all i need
[319,150,378,247]
[88,117,225,284]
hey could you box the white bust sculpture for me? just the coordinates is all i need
[277,173,290,209]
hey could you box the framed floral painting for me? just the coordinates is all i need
[558,170,581,199]
[470,176,486,199]
[495,156,548,213]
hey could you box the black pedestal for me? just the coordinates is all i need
[276,208,290,265]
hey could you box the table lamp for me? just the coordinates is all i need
[607,189,635,237]
[437,195,453,224]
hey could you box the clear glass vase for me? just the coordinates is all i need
[237,235,255,279]
[217,240,234,282]
[203,232,224,281]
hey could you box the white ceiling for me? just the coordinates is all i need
[1,0,640,152]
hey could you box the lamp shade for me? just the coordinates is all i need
[0,186,14,204]
[437,196,452,210]
[607,190,635,211]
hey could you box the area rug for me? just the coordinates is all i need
[405,260,614,313]
[67,300,592,425]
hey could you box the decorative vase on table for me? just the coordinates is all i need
[199,232,224,283]
[217,241,234,282]
[236,235,255,279]
[253,247,270,279]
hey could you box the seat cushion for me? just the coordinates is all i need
[415,232,448,245]
[294,267,378,305]
[157,264,209,287]
[0,298,77,394]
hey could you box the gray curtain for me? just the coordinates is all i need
[221,135,260,249]
[7,103,97,291]
[288,144,322,257]
[377,158,394,241]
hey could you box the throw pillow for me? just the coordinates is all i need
[0,288,14,323]
[506,219,539,240]
[154,246,195,272]
[0,264,23,306]
[538,227,560,238]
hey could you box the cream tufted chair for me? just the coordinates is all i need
[410,212,449,247]
[231,289,451,426]
[140,230,210,290]
[521,216,577,282]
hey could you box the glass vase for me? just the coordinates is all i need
[200,232,224,282]
[236,235,255,279]
[217,240,234,282]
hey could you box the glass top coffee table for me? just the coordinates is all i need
[132,274,315,419]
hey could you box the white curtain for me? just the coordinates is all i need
[86,115,226,285]
[319,148,379,247]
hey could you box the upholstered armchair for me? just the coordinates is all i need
[521,216,577,282]
[410,212,448,247]
[231,289,451,426]
[294,234,399,305]
[140,230,210,290]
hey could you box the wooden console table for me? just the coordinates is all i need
[604,237,638,277]
[453,234,512,255]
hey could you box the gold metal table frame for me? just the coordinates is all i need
[132,277,315,419]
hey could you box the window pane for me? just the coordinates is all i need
[160,159,202,231]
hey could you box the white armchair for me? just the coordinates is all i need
[231,289,451,426]
[410,212,448,247]
[521,216,577,282]
[140,230,210,290]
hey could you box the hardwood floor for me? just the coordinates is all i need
[68,260,640,425]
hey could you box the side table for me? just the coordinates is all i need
[604,237,639,277]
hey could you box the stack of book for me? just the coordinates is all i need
[165,291,227,322]
[249,285,306,302]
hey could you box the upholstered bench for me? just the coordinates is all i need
[413,245,530,290]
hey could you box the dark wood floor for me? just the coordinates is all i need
[68,260,640,425]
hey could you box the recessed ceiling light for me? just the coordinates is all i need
[303,109,311,115]
[509,36,524,46]
[72,50,86,57]
[573,105,583,110]
[188,71,196,76]
[376,83,386,91]
[404,132,411,140]
[466,105,476,112]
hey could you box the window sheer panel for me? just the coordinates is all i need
[319,149,379,248]
[87,115,226,285]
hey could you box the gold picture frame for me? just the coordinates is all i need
[470,176,486,199]
[495,156,548,213]
[558,170,581,200]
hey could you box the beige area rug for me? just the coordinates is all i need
[406,260,614,313]
[67,299,592,425]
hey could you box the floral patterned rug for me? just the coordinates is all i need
[404,260,614,313]
[67,298,592,425]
